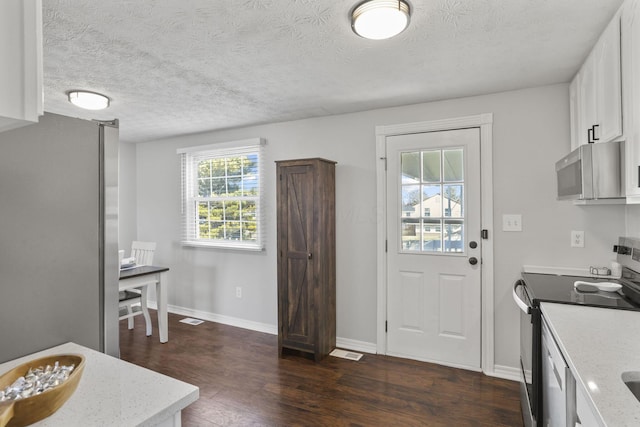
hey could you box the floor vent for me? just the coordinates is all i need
[179,317,204,326]
[330,348,363,361]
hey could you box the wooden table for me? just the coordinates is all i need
[119,265,170,343]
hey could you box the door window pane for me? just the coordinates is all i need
[422,220,441,252]
[444,220,463,252]
[422,185,441,217]
[443,185,463,218]
[444,149,463,182]
[422,150,441,182]
[401,219,420,251]
[401,152,420,183]
[402,185,420,218]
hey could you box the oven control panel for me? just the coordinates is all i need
[615,237,640,265]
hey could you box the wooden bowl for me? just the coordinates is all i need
[0,354,85,427]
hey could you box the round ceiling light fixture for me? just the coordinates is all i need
[351,0,411,40]
[67,90,111,110]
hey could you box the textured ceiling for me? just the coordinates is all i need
[42,0,624,143]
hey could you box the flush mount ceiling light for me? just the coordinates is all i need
[351,0,411,40]
[67,90,111,110]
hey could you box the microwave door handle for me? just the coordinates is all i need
[512,280,531,314]
[588,127,593,144]
[592,124,599,141]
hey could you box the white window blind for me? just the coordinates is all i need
[178,138,265,250]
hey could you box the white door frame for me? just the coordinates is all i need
[375,113,495,374]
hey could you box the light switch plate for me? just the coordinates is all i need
[502,214,522,232]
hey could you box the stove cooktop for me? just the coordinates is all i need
[521,237,640,311]
[521,272,640,310]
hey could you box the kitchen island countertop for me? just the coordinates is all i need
[541,303,640,426]
[0,342,199,426]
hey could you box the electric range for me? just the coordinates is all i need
[520,272,640,310]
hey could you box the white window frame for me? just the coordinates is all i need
[177,138,265,251]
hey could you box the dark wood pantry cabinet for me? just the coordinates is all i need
[275,158,336,361]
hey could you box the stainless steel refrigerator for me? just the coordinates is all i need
[0,112,119,363]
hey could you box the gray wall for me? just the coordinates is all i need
[626,205,640,235]
[118,141,137,253]
[123,83,626,371]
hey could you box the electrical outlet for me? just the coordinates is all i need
[235,286,242,298]
[502,214,522,232]
[571,230,585,248]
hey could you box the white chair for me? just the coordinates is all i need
[130,241,156,266]
[119,241,157,336]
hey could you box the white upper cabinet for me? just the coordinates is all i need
[570,14,623,150]
[569,77,580,150]
[597,16,623,143]
[622,0,640,200]
[0,0,43,133]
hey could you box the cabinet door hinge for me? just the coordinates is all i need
[385,320,388,333]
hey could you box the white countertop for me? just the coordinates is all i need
[0,342,199,426]
[541,303,640,426]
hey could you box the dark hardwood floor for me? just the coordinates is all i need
[119,312,523,426]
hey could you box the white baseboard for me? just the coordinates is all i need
[335,337,377,354]
[148,302,378,354]
[149,302,519,379]
[165,303,278,335]
[487,364,521,382]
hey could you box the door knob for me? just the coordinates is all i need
[469,257,478,265]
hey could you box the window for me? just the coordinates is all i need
[178,138,264,250]
[400,148,464,253]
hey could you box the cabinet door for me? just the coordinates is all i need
[596,16,623,143]
[278,164,315,349]
[571,13,623,147]
[576,384,601,427]
[624,0,640,199]
[542,320,568,427]
[0,0,43,133]
[579,54,598,145]
[570,76,581,150]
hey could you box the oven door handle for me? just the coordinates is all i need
[512,280,531,314]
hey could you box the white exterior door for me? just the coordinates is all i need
[385,127,482,370]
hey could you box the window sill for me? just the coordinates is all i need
[181,240,264,252]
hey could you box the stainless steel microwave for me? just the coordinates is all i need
[555,140,623,201]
